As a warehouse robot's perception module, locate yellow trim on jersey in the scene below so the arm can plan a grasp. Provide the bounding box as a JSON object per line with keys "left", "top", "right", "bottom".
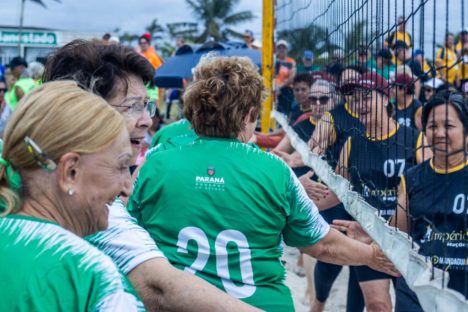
{"left": 309, "top": 117, "right": 317, "bottom": 126}
{"left": 400, "top": 175, "right": 407, "bottom": 195}
{"left": 416, "top": 132, "right": 424, "bottom": 164}
{"left": 345, "top": 137, "right": 351, "bottom": 170}
{"left": 429, "top": 158, "right": 468, "bottom": 174}
{"left": 367, "top": 123, "right": 400, "bottom": 141}
{"left": 324, "top": 111, "right": 337, "bottom": 145}
{"left": 414, "top": 106, "right": 422, "bottom": 118}
{"left": 455, "top": 41, "right": 463, "bottom": 54}
{"left": 344, "top": 102, "right": 359, "bottom": 118}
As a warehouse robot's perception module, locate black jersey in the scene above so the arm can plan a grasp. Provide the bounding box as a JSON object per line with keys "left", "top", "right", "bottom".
{"left": 394, "top": 99, "right": 422, "bottom": 129}
{"left": 293, "top": 116, "right": 315, "bottom": 142}
{"left": 292, "top": 117, "right": 316, "bottom": 177}
{"left": 327, "top": 103, "right": 365, "bottom": 165}
{"left": 404, "top": 159, "right": 468, "bottom": 296}
{"left": 347, "top": 125, "right": 423, "bottom": 220}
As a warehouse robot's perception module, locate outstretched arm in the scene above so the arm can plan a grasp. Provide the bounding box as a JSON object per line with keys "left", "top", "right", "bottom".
{"left": 128, "top": 258, "right": 260, "bottom": 312}
{"left": 300, "top": 228, "right": 399, "bottom": 277}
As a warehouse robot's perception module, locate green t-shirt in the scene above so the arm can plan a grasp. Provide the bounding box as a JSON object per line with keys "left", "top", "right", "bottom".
{"left": 8, "top": 77, "right": 37, "bottom": 110}
{"left": 0, "top": 214, "right": 145, "bottom": 311}
{"left": 375, "top": 64, "right": 396, "bottom": 80}
{"left": 150, "top": 118, "right": 196, "bottom": 148}
{"left": 129, "top": 137, "right": 329, "bottom": 311}
{"left": 296, "top": 63, "right": 321, "bottom": 74}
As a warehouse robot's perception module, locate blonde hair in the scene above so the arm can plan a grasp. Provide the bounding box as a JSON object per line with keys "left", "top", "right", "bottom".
{"left": 0, "top": 80, "right": 125, "bottom": 216}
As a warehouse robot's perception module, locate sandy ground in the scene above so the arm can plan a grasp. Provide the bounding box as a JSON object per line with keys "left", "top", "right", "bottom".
{"left": 282, "top": 247, "right": 348, "bottom": 312}
{"left": 160, "top": 105, "right": 396, "bottom": 312}
{"left": 282, "top": 246, "right": 396, "bottom": 312}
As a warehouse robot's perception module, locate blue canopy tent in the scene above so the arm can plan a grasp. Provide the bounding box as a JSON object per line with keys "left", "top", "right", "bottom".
{"left": 154, "top": 41, "right": 261, "bottom": 88}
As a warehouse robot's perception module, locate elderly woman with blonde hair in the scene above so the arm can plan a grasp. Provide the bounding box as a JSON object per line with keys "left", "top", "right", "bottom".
{"left": 0, "top": 81, "right": 142, "bottom": 311}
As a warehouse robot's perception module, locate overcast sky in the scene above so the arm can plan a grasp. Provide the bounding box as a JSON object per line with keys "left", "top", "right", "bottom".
{"left": 2, "top": 0, "right": 263, "bottom": 37}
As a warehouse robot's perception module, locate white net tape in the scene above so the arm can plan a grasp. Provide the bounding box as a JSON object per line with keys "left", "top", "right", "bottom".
{"left": 271, "top": 110, "right": 468, "bottom": 311}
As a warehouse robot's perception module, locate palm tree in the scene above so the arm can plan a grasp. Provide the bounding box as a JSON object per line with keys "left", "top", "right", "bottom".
{"left": 185, "top": 0, "right": 255, "bottom": 43}
{"left": 278, "top": 23, "right": 340, "bottom": 61}
{"left": 166, "top": 22, "right": 199, "bottom": 42}
{"left": 145, "top": 19, "right": 165, "bottom": 41}
{"left": 18, "top": 0, "right": 60, "bottom": 55}
{"left": 343, "top": 20, "right": 378, "bottom": 55}
{"left": 119, "top": 32, "right": 139, "bottom": 46}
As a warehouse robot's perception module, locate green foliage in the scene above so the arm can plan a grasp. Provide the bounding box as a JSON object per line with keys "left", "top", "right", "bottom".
{"left": 343, "top": 20, "right": 378, "bottom": 52}
{"left": 115, "top": 0, "right": 256, "bottom": 57}
{"left": 166, "top": 22, "right": 199, "bottom": 42}
{"left": 185, "top": 0, "right": 255, "bottom": 43}
{"left": 145, "top": 19, "right": 165, "bottom": 41}
{"left": 278, "top": 23, "right": 340, "bottom": 61}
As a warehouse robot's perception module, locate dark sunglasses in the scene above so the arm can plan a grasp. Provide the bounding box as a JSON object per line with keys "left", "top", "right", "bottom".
{"left": 309, "top": 96, "right": 330, "bottom": 104}
{"left": 0, "top": 88, "right": 6, "bottom": 93}
{"left": 424, "top": 88, "right": 434, "bottom": 93}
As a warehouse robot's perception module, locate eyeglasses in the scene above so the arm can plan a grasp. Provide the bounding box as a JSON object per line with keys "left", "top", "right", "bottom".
{"left": 139, "top": 41, "right": 149, "bottom": 45}
{"left": 112, "top": 97, "right": 157, "bottom": 118}
{"left": 424, "top": 88, "right": 434, "bottom": 93}
{"left": 0, "top": 88, "right": 6, "bottom": 93}
{"left": 309, "top": 96, "right": 330, "bottom": 105}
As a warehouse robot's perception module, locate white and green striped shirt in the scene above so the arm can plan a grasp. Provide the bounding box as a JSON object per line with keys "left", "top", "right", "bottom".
{"left": 0, "top": 214, "right": 146, "bottom": 311}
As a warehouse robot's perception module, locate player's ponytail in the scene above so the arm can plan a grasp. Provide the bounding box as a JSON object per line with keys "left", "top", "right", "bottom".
{"left": 0, "top": 155, "right": 20, "bottom": 216}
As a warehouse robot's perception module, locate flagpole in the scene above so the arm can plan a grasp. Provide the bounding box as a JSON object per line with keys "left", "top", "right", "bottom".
{"left": 18, "top": 0, "right": 26, "bottom": 57}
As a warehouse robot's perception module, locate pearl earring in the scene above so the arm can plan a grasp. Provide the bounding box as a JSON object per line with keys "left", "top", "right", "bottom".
{"left": 67, "top": 188, "right": 75, "bottom": 196}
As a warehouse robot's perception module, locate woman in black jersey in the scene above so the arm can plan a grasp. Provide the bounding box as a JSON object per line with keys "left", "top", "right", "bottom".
{"left": 274, "top": 79, "right": 337, "bottom": 157}
{"left": 391, "top": 92, "right": 468, "bottom": 311}
{"left": 391, "top": 73, "right": 423, "bottom": 130}
{"left": 317, "top": 72, "right": 429, "bottom": 312}
{"left": 276, "top": 66, "right": 367, "bottom": 312}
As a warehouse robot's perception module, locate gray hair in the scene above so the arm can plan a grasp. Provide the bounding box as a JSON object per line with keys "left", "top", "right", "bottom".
{"left": 311, "top": 79, "right": 341, "bottom": 104}
{"left": 28, "top": 62, "right": 45, "bottom": 80}
{"left": 28, "top": 62, "right": 44, "bottom": 79}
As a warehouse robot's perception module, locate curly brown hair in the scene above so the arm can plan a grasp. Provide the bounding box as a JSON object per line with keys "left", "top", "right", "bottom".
{"left": 43, "top": 39, "right": 154, "bottom": 101}
{"left": 183, "top": 56, "right": 266, "bottom": 138}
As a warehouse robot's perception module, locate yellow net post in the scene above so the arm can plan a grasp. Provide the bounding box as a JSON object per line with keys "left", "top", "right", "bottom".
{"left": 261, "top": 0, "right": 275, "bottom": 133}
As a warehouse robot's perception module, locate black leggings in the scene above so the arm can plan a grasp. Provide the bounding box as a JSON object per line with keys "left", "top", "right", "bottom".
{"left": 314, "top": 262, "right": 365, "bottom": 312}
{"left": 314, "top": 205, "right": 365, "bottom": 312}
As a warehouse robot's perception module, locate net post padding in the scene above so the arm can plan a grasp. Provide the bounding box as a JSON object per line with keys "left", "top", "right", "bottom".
{"left": 272, "top": 110, "right": 468, "bottom": 311}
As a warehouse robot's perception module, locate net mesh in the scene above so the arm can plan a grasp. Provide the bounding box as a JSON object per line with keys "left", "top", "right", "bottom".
{"left": 271, "top": 0, "right": 468, "bottom": 309}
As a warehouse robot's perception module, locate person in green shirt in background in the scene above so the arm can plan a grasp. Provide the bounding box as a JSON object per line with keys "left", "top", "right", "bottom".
{"left": 129, "top": 55, "right": 399, "bottom": 312}
{"left": 6, "top": 57, "right": 38, "bottom": 111}
{"left": 375, "top": 48, "right": 396, "bottom": 80}
{"left": 353, "top": 45, "right": 377, "bottom": 72}
{"left": 297, "top": 50, "right": 321, "bottom": 74}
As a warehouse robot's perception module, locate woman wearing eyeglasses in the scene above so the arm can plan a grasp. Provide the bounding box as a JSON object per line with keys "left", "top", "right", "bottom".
{"left": 42, "top": 40, "right": 258, "bottom": 312}
{"left": 273, "top": 79, "right": 336, "bottom": 158}
{"left": 319, "top": 72, "right": 430, "bottom": 312}
{"left": 391, "top": 92, "right": 468, "bottom": 310}
{"left": 0, "top": 81, "right": 142, "bottom": 311}
{"left": 420, "top": 78, "right": 444, "bottom": 105}
{"left": 128, "top": 56, "right": 399, "bottom": 311}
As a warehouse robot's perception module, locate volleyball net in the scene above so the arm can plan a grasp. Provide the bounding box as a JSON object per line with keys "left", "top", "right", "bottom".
{"left": 270, "top": 0, "right": 468, "bottom": 310}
